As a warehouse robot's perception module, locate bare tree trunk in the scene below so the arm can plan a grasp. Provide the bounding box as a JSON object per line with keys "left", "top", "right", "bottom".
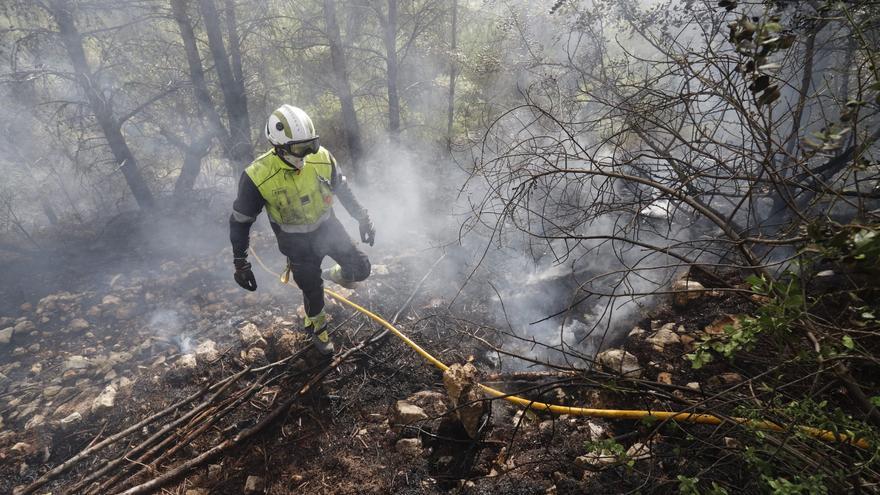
{"left": 384, "top": 0, "right": 400, "bottom": 139}
{"left": 225, "top": 0, "right": 245, "bottom": 95}
{"left": 199, "top": 0, "right": 252, "bottom": 170}
{"left": 173, "top": 145, "right": 208, "bottom": 199}
{"left": 323, "top": 0, "right": 364, "bottom": 178}
{"left": 446, "top": 0, "right": 458, "bottom": 153}
{"left": 51, "top": 0, "right": 155, "bottom": 210}
{"left": 41, "top": 199, "right": 58, "bottom": 225}
{"left": 763, "top": 21, "right": 822, "bottom": 233}
{"left": 171, "top": 0, "right": 229, "bottom": 142}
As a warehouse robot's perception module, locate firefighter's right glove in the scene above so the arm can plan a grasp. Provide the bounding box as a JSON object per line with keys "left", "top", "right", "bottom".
{"left": 233, "top": 258, "right": 258, "bottom": 291}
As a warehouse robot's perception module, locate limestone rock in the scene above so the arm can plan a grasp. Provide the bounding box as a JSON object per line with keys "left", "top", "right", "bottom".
{"left": 14, "top": 320, "right": 35, "bottom": 334}
{"left": 274, "top": 331, "right": 307, "bottom": 358}
{"left": 92, "top": 384, "right": 117, "bottom": 412}
{"left": 67, "top": 318, "right": 90, "bottom": 334}
{"left": 11, "top": 442, "right": 36, "bottom": 457}
{"left": 626, "top": 442, "right": 652, "bottom": 461}
{"left": 243, "top": 475, "right": 265, "bottom": 494}
{"left": 25, "top": 414, "right": 45, "bottom": 430}
{"left": 672, "top": 278, "right": 705, "bottom": 307}
{"left": 195, "top": 340, "right": 220, "bottom": 363}
{"left": 395, "top": 437, "right": 423, "bottom": 456}
{"left": 102, "top": 294, "right": 123, "bottom": 306}
{"left": 43, "top": 385, "right": 62, "bottom": 398}
{"left": 239, "top": 323, "right": 265, "bottom": 347}
{"left": 596, "top": 349, "right": 642, "bottom": 378}
{"left": 442, "top": 362, "right": 486, "bottom": 439}
{"left": 574, "top": 450, "right": 617, "bottom": 467}
{"left": 627, "top": 327, "right": 646, "bottom": 338}
{"left": 177, "top": 354, "right": 198, "bottom": 369}
{"left": 405, "top": 390, "right": 448, "bottom": 417}
{"left": 60, "top": 412, "right": 83, "bottom": 426}
{"left": 243, "top": 347, "right": 267, "bottom": 365}
{"left": 646, "top": 323, "right": 681, "bottom": 352}
{"left": 63, "top": 356, "right": 90, "bottom": 371}
{"left": 0, "top": 327, "right": 13, "bottom": 345}
{"left": 393, "top": 400, "right": 428, "bottom": 425}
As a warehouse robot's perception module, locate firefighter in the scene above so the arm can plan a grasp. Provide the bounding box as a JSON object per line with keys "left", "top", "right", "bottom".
{"left": 229, "top": 104, "right": 375, "bottom": 354}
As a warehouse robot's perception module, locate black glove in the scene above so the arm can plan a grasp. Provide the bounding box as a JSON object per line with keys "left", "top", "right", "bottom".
{"left": 358, "top": 216, "right": 375, "bottom": 246}
{"left": 233, "top": 258, "right": 257, "bottom": 291}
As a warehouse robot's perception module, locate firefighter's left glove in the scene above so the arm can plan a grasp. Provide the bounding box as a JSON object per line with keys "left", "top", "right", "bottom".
{"left": 358, "top": 216, "right": 375, "bottom": 246}
{"left": 233, "top": 258, "right": 258, "bottom": 291}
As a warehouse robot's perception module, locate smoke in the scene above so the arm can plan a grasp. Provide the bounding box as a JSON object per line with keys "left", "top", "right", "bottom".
{"left": 147, "top": 309, "right": 193, "bottom": 354}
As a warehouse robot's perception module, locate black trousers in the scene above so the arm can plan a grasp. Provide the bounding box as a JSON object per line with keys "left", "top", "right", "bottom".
{"left": 272, "top": 215, "right": 370, "bottom": 318}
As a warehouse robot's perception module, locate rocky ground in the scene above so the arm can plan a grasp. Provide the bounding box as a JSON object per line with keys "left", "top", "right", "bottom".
{"left": 0, "top": 223, "right": 756, "bottom": 494}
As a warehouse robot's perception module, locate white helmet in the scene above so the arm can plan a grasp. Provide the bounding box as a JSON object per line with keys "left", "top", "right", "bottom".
{"left": 265, "top": 104, "right": 319, "bottom": 158}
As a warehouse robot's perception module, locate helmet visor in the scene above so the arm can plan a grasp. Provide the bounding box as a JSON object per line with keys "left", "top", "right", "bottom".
{"left": 279, "top": 138, "right": 319, "bottom": 158}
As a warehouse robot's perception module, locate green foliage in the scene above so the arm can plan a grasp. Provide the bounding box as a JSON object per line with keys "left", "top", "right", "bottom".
{"left": 726, "top": 12, "right": 794, "bottom": 106}
{"left": 762, "top": 475, "right": 829, "bottom": 495}
{"left": 583, "top": 438, "right": 634, "bottom": 468}
{"left": 687, "top": 274, "right": 804, "bottom": 369}
{"left": 806, "top": 219, "right": 880, "bottom": 269}
{"left": 677, "top": 475, "right": 730, "bottom": 495}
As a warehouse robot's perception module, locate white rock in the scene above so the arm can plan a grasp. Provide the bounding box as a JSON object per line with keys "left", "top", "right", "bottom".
{"left": 102, "top": 295, "right": 123, "bottom": 306}
{"left": 25, "top": 414, "right": 45, "bottom": 430}
{"left": 177, "top": 354, "right": 198, "bottom": 369}
{"left": 61, "top": 412, "right": 83, "bottom": 425}
{"left": 238, "top": 323, "right": 264, "bottom": 346}
{"left": 626, "top": 442, "right": 652, "bottom": 461}
{"left": 627, "top": 327, "right": 645, "bottom": 338}
{"left": 11, "top": 442, "right": 35, "bottom": 456}
{"left": 596, "top": 349, "right": 642, "bottom": 378}
{"left": 91, "top": 384, "right": 118, "bottom": 412}
{"left": 43, "top": 386, "right": 62, "bottom": 398}
{"left": 195, "top": 340, "right": 220, "bottom": 362}
{"left": 13, "top": 320, "right": 35, "bottom": 334}
{"left": 67, "top": 318, "right": 90, "bottom": 334}
{"left": 242, "top": 347, "right": 267, "bottom": 365}
{"left": 63, "top": 356, "right": 90, "bottom": 371}
{"left": 393, "top": 400, "right": 429, "bottom": 425}
{"left": 575, "top": 450, "right": 618, "bottom": 467}
{"left": 243, "top": 475, "right": 265, "bottom": 494}
{"left": 0, "top": 327, "right": 13, "bottom": 345}
{"left": 646, "top": 323, "right": 681, "bottom": 352}
{"left": 672, "top": 279, "right": 705, "bottom": 307}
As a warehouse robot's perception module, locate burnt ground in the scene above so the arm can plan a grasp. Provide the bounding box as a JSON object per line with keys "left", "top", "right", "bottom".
{"left": 0, "top": 213, "right": 778, "bottom": 494}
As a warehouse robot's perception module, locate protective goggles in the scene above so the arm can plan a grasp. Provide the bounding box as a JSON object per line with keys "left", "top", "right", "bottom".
{"left": 278, "top": 138, "right": 319, "bottom": 158}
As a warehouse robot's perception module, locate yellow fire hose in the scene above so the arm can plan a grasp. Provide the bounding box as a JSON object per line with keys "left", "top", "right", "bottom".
{"left": 249, "top": 248, "right": 870, "bottom": 449}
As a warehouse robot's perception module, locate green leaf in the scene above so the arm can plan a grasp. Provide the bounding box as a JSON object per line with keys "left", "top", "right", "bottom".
{"left": 842, "top": 335, "right": 855, "bottom": 350}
